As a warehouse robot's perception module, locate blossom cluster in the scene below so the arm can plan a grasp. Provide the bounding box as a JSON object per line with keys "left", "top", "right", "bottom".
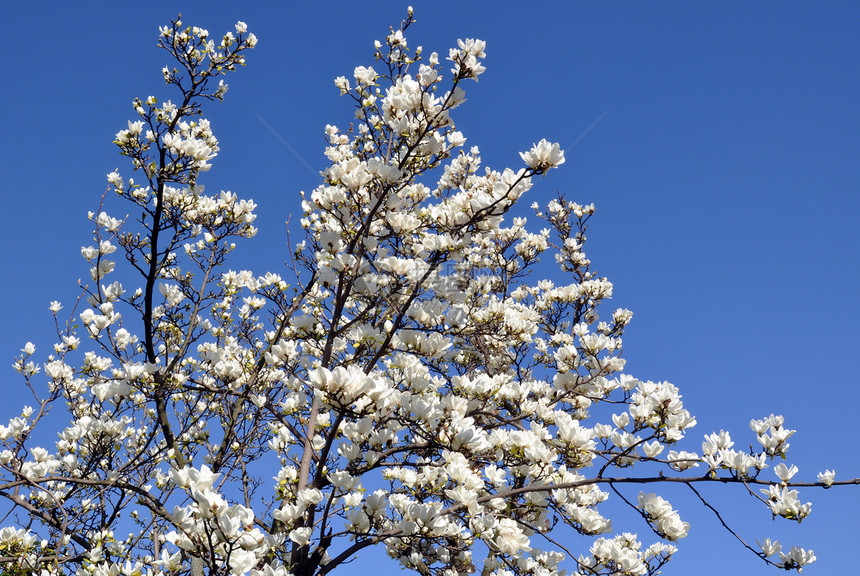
{"left": 166, "top": 465, "right": 269, "bottom": 574}
{"left": 0, "top": 11, "right": 840, "bottom": 576}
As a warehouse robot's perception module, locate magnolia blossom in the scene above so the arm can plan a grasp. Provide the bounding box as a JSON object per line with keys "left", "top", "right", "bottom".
{"left": 761, "top": 485, "right": 812, "bottom": 521}
{"left": 667, "top": 450, "right": 699, "bottom": 471}
{"left": 637, "top": 493, "right": 690, "bottom": 541}
{"left": 493, "top": 518, "right": 531, "bottom": 555}
{"left": 774, "top": 462, "right": 799, "bottom": 484}
{"left": 759, "top": 538, "right": 782, "bottom": 557}
{"left": 817, "top": 469, "right": 836, "bottom": 487}
{"left": 520, "top": 138, "right": 565, "bottom": 171}
{"left": 353, "top": 65, "right": 377, "bottom": 85}
{"left": 780, "top": 546, "right": 816, "bottom": 572}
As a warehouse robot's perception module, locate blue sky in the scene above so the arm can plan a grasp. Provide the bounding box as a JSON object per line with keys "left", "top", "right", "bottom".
{"left": 1, "top": 2, "right": 858, "bottom": 574}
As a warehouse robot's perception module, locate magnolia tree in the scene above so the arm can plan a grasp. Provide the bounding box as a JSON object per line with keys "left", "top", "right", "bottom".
{"left": 2, "top": 11, "right": 855, "bottom": 576}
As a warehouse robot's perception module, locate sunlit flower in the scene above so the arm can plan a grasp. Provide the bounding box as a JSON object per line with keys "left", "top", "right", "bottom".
{"left": 758, "top": 537, "right": 781, "bottom": 557}
{"left": 520, "top": 139, "right": 565, "bottom": 171}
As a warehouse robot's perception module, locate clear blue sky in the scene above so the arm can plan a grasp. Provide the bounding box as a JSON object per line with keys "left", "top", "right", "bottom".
{"left": 1, "top": 2, "right": 858, "bottom": 575}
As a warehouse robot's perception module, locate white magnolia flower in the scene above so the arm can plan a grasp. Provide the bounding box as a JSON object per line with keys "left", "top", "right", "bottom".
{"left": 520, "top": 139, "right": 565, "bottom": 171}
{"left": 667, "top": 450, "right": 699, "bottom": 471}
{"left": 774, "top": 462, "right": 799, "bottom": 483}
{"left": 779, "top": 546, "right": 816, "bottom": 571}
{"left": 353, "top": 65, "right": 377, "bottom": 85}
{"left": 334, "top": 76, "right": 350, "bottom": 94}
{"left": 758, "top": 537, "right": 782, "bottom": 557}
{"left": 638, "top": 493, "right": 689, "bottom": 541}
{"left": 289, "top": 527, "right": 312, "bottom": 546}
{"left": 493, "top": 518, "right": 530, "bottom": 555}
